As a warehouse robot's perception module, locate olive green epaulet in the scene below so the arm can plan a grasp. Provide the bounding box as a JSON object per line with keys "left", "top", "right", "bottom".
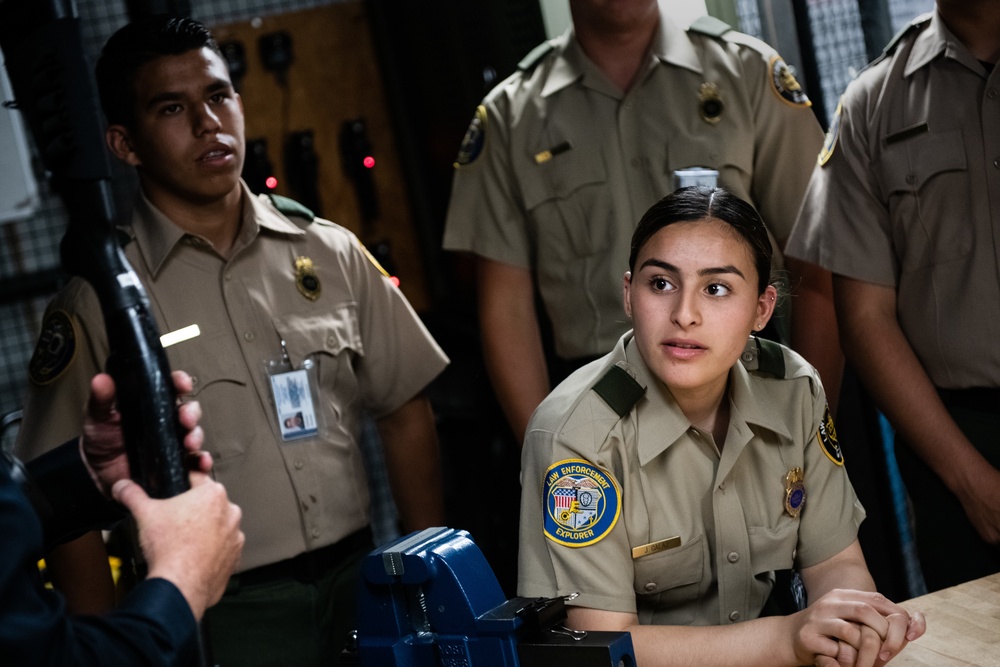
{"left": 883, "top": 12, "right": 931, "bottom": 56}
{"left": 687, "top": 15, "right": 733, "bottom": 39}
{"left": 268, "top": 193, "right": 315, "bottom": 222}
{"left": 518, "top": 41, "right": 555, "bottom": 71}
{"left": 755, "top": 337, "right": 786, "bottom": 378}
{"left": 592, "top": 364, "right": 645, "bottom": 418}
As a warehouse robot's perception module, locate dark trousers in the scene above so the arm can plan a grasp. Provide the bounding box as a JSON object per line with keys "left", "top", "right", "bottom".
{"left": 895, "top": 390, "right": 1000, "bottom": 592}
{"left": 203, "top": 530, "right": 372, "bottom": 667}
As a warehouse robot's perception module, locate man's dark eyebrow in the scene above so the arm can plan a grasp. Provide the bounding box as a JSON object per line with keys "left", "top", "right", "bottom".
{"left": 638, "top": 258, "right": 746, "bottom": 280}
{"left": 144, "top": 78, "right": 232, "bottom": 109}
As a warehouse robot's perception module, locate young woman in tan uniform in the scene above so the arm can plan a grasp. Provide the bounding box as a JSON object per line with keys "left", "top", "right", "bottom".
{"left": 518, "top": 187, "right": 925, "bottom": 667}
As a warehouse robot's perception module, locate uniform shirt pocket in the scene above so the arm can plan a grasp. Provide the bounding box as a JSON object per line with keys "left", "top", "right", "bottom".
{"left": 273, "top": 305, "right": 363, "bottom": 425}
{"left": 748, "top": 518, "right": 798, "bottom": 576}
{"left": 632, "top": 533, "right": 709, "bottom": 625}
{"left": 879, "top": 129, "right": 972, "bottom": 271}
{"left": 519, "top": 146, "right": 608, "bottom": 258}
{"left": 666, "top": 135, "right": 753, "bottom": 188}
{"left": 166, "top": 332, "right": 252, "bottom": 461}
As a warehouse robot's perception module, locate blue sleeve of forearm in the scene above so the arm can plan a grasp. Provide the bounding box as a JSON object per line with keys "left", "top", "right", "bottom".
{"left": 1, "top": 465, "right": 198, "bottom": 666}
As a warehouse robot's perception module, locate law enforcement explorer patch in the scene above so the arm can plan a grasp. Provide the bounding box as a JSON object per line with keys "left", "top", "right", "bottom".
{"left": 818, "top": 98, "right": 843, "bottom": 166}
{"left": 768, "top": 56, "right": 810, "bottom": 108}
{"left": 543, "top": 459, "right": 621, "bottom": 548}
{"left": 454, "top": 104, "right": 488, "bottom": 167}
{"left": 28, "top": 310, "right": 78, "bottom": 385}
{"left": 817, "top": 405, "right": 844, "bottom": 465}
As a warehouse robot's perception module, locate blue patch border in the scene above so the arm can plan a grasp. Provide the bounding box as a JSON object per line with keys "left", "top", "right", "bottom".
{"left": 543, "top": 458, "right": 621, "bottom": 548}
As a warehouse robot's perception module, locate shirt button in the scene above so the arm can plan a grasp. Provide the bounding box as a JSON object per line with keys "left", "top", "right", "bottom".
{"left": 994, "top": 159, "right": 999, "bottom": 169}
{"left": 294, "top": 460, "right": 304, "bottom": 470}
{"left": 988, "top": 88, "right": 998, "bottom": 100}
{"left": 327, "top": 335, "right": 337, "bottom": 347}
{"left": 727, "top": 551, "right": 740, "bottom": 563}
{"left": 718, "top": 481, "right": 726, "bottom": 490}
{"left": 244, "top": 331, "right": 254, "bottom": 341}
{"left": 729, "top": 610, "right": 741, "bottom": 622}
{"left": 311, "top": 528, "right": 321, "bottom": 538}
{"left": 643, "top": 582, "right": 657, "bottom": 593}
{"left": 190, "top": 376, "right": 198, "bottom": 386}
{"left": 905, "top": 173, "right": 917, "bottom": 184}
{"left": 224, "top": 272, "right": 232, "bottom": 281}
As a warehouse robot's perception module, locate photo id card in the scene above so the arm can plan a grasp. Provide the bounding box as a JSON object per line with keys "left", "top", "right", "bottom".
{"left": 270, "top": 368, "right": 319, "bottom": 441}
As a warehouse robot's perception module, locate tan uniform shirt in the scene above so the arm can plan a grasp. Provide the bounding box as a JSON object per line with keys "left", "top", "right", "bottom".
{"left": 518, "top": 333, "right": 864, "bottom": 626}
{"left": 444, "top": 17, "right": 823, "bottom": 359}
{"left": 786, "top": 11, "right": 1000, "bottom": 388}
{"left": 16, "top": 183, "right": 449, "bottom": 571}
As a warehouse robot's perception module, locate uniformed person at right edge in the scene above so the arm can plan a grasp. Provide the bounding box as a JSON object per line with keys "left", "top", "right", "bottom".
{"left": 518, "top": 187, "right": 925, "bottom": 667}
{"left": 785, "top": 0, "right": 1000, "bottom": 591}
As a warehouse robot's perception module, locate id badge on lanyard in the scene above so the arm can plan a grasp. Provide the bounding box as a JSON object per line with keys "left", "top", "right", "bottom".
{"left": 267, "top": 340, "right": 321, "bottom": 441}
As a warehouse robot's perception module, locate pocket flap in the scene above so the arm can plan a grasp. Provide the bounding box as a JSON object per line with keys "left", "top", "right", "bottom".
{"left": 273, "top": 305, "right": 361, "bottom": 367}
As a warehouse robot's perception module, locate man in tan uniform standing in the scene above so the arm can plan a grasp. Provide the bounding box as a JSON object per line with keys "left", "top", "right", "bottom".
{"left": 16, "top": 16, "right": 448, "bottom": 665}
{"left": 443, "top": 0, "right": 837, "bottom": 443}
{"left": 786, "top": 1, "right": 1000, "bottom": 590}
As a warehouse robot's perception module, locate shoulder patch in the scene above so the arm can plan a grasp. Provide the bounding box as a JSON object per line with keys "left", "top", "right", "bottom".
{"left": 268, "top": 193, "right": 315, "bottom": 221}
{"left": 687, "top": 15, "right": 732, "bottom": 39}
{"left": 592, "top": 364, "right": 645, "bottom": 417}
{"left": 454, "top": 104, "right": 488, "bottom": 168}
{"left": 518, "top": 41, "right": 555, "bottom": 71}
{"left": 816, "top": 405, "right": 844, "bottom": 465}
{"left": 543, "top": 458, "right": 622, "bottom": 548}
{"left": 818, "top": 98, "right": 843, "bottom": 166}
{"left": 29, "top": 310, "right": 79, "bottom": 385}
{"left": 768, "top": 56, "right": 811, "bottom": 108}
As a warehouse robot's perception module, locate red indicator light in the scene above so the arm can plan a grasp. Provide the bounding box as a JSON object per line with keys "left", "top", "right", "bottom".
{"left": 363, "top": 156, "right": 375, "bottom": 169}
{"left": 265, "top": 176, "right": 278, "bottom": 189}
{"left": 390, "top": 276, "right": 400, "bottom": 288}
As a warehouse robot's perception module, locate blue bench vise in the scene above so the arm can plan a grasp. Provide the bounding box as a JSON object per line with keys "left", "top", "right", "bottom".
{"left": 354, "top": 527, "right": 635, "bottom": 666}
